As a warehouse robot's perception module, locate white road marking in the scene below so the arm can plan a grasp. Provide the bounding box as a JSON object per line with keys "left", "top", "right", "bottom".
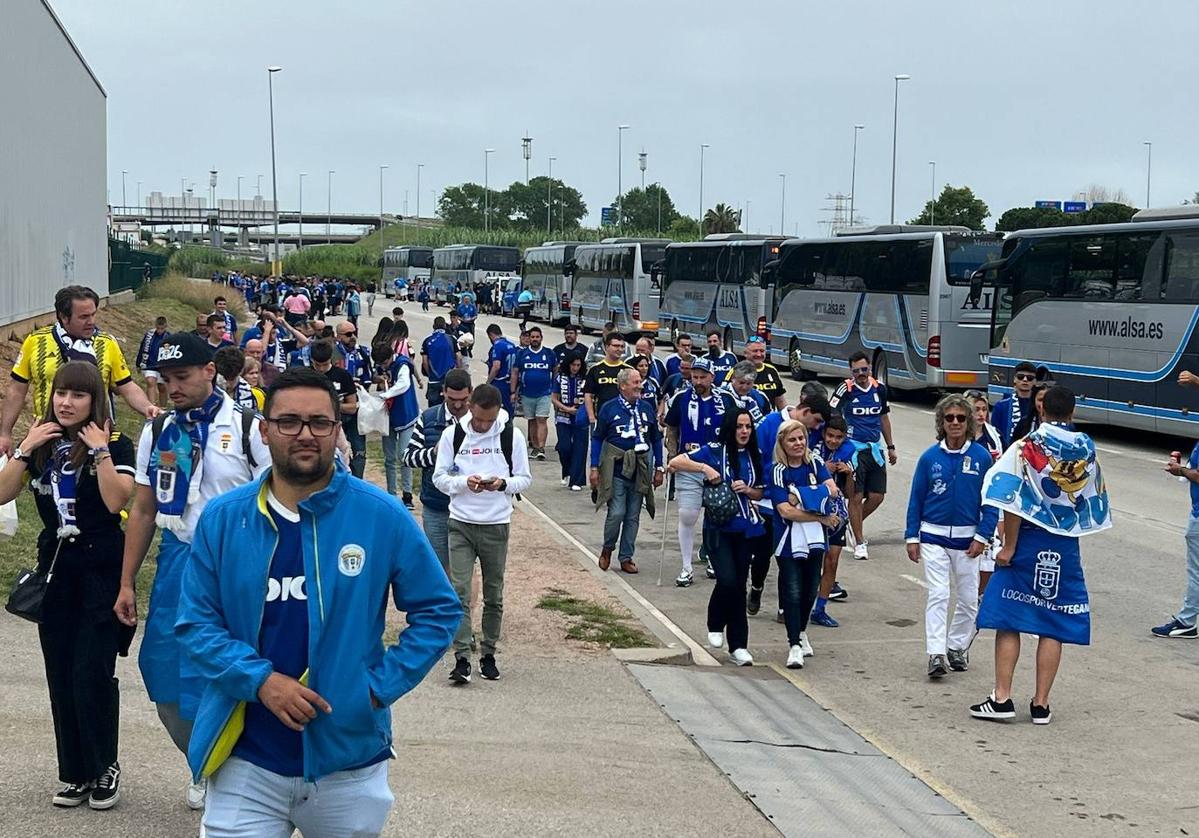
{"left": 899, "top": 573, "right": 929, "bottom": 590}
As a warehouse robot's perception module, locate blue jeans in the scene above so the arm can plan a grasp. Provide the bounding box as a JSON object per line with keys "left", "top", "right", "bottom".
{"left": 426, "top": 381, "right": 444, "bottom": 407}
{"left": 777, "top": 551, "right": 824, "bottom": 647}
{"left": 423, "top": 505, "right": 450, "bottom": 573}
{"left": 382, "top": 424, "right": 415, "bottom": 496}
{"left": 1180, "top": 516, "right": 1199, "bottom": 625}
{"left": 555, "top": 422, "right": 589, "bottom": 487}
{"left": 203, "top": 757, "right": 393, "bottom": 838}
{"left": 603, "top": 477, "right": 643, "bottom": 562}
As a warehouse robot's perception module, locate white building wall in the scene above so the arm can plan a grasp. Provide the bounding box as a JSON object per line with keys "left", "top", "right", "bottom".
{"left": 0, "top": 0, "right": 107, "bottom": 327}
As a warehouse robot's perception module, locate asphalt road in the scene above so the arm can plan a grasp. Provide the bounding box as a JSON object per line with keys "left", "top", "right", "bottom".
{"left": 383, "top": 295, "right": 1199, "bottom": 837}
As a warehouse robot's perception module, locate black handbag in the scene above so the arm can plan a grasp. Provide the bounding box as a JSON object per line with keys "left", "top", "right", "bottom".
{"left": 701, "top": 451, "right": 739, "bottom": 527}
{"left": 5, "top": 540, "right": 62, "bottom": 624}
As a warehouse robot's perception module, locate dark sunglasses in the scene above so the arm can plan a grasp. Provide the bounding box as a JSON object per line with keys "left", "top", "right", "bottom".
{"left": 1014, "top": 373, "right": 1036, "bottom": 382}
{"left": 851, "top": 366, "right": 870, "bottom": 374}
{"left": 943, "top": 414, "right": 968, "bottom": 423}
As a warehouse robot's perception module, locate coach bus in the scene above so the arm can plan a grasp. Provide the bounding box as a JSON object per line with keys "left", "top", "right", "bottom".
{"left": 658, "top": 235, "right": 784, "bottom": 354}
{"left": 769, "top": 226, "right": 1003, "bottom": 390}
{"left": 522, "top": 241, "right": 583, "bottom": 325}
{"left": 382, "top": 246, "right": 433, "bottom": 296}
{"left": 569, "top": 238, "right": 670, "bottom": 338}
{"left": 429, "top": 244, "right": 520, "bottom": 304}
{"left": 984, "top": 214, "right": 1199, "bottom": 434}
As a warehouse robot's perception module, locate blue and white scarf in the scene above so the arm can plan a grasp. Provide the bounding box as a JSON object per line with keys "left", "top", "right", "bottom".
{"left": 556, "top": 374, "right": 584, "bottom": 424}
{"left": 33, "top": 440, "right": 81, "bottom": 537}
{"left": 149, "top": 390, "right": 224, "bottom": 532}
{"left": 233, "top": 378, "right": 258, "bottom": 411}
{"left": 982, "top": 422, "right": 1112, "bottom": 537}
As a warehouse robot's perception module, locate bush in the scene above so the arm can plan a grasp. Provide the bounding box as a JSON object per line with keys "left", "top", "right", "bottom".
{"left": 138, "top": 273, "right": 250, "bottom": 321}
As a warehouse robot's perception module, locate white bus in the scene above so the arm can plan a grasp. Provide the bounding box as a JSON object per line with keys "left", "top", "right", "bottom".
{"left": 658, "top": 235, "right": 784, "bottom": 354}
{"left": 569, "top": 237, "right": 670, "bottom": 337}
{"left": 522, "top": 241, "right": 583, "bottom": 325}
{"left": 382, "top": 246, "right": 432, "bottom": 297}
{"left": 770, "top": 226, "right": 1003, "bottom": 390}
{"left": 429, "top": 244, "right": 520, "bottom": 305}
{"left": 984, "top": 214, "right": 1199, "bottom": 434}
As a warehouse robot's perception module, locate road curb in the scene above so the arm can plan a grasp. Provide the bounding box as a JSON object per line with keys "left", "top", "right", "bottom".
{"left": 611, "top": 646, "right": 693, "bottom": 666}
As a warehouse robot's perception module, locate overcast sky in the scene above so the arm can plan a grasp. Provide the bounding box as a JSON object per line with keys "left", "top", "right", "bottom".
{"left": 54, "top": 0, "right": 1197, "bottom": 233}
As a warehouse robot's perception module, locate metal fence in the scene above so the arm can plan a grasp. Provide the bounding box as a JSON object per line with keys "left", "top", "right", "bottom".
{"left": 108, "top": 238, "right": 169, "bottom": 293}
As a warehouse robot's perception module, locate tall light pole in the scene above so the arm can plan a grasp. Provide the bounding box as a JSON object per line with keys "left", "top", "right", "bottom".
{"left": 1144, "top": 140, "right": 1153, "bottom": 207}
{"left": 267, "top": 65, "right": 283, "bottom": 269}
{"left": 415, "top": 163, "right": 423, "bottom": 227}
{"left": 547, "top": 156, "right": 556, "bottom": 236}
{"left": 639, "top": 150, "right": 647, "bottom": 190}
{"left": 121, "top": 170, "right": 127, "bottom": 208}
{"left": 928, "top": 161, "right": 936, "bottom": 225}
{"left": 617, "top": 125, "right": 630, "bottom": 232}
{"left": 890, "top": 73, "right": 911, "bottom": 224}
{"left": 745, "top": 200, "right": 751, "bottom": 233}
{"left": 298, "top": 172, "right": 307, "bottom": 249}
{"left": 778, "top": 173, "right": 786, "bottom": 236}
{"left": 236, "top": 175, "right": 243, "bottom": 208}
{"left": 522, "top": 133, "right": 532, "bottom": 184}
{"left": 379, "top": 165, "right": 389, "bottom": 247}
{"left": 209, "top": 168, "right": 217, "bottom": 210}
{"left": 483, "top": 149, "right": 495, "bottom": 233}
{"left": 655, "top": 182, "right": 662, "bottom": 234}
{"left": 256, "top": 174, "right": 263, "bottom": 197}
{"left": 699, "top": 143, "right": 710, "bottom": 234}
{"left": 326, "top": 170, "right": 334, "bottom": 236}
{"left": 136, "top": 181, "right": 142, "bottom": 208}
{"left": 849, "top": 124, "right": 864, "bottom": 226}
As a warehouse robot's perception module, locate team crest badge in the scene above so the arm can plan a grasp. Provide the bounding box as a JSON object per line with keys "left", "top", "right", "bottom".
{"left": 1034, "top": 550, "right": 1061, "bottom": 600}
{"left": 338, "top": 544, "right": 366, "bottom": 577}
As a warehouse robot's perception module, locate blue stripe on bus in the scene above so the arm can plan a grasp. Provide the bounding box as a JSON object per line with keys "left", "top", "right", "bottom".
{"left": 989, "top": 385, "right": 1199, "bottom": 423}
{"left": 990, "top": 308, "right": 1199, "bottom": 383}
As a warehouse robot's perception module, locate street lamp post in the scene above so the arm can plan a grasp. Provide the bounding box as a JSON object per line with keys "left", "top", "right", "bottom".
{"left": 778, "top": 173, "right": 786, "bottom": 235}
{"left": 1144, "top": 141, "right": 1153, "bottom": 207}
{"left": 928, "top": 161, "right": 936, "bottom": 225}
{"left": 121, "top": 170, "right": 127, "bottom": 208}
{"left": 547, "top": 156, "right": 556, "bottom": 236}
{"left": 655, "top": 182, "right": 662, "bottom": 234}
{"left": 327, "top": 170, "right": 334, "bottom": 236}
{"left": 256, "top": 174, "right": 263, "bottom": 197}
{"left": 298, "top": 172, "right": 307, "bottom": 250}
{"left": 745, "top": 200, "right": 750, "bottom": 232}
{"left": 136, "top": 181, "right": 141, "bottom": 208}
{"left": 890, "top": 73, "right": 911, "bottom": 224}
{"left": 416, "top": 163, "right": 423, "bottom": 227}
{"left": 237, "top": 175, "right": 243, "bottom": 208}
{"left": 484, "top": 149, "right": 495, "bottom": 233}
{"left": 639, "top": 151, "right": 647, "bottom": 190}
{"left": 209, "top": 168, "right": 217, "bottom": 211}
{"left": 267, "top": 65, "right": 283, "bottom": 269}
{"left": 617, "top": 125, "right": 629, "bottom": 232}
{"left": 379, "top": 165, "right": 389, "bottom": 247}
{"left": 522, "top": 133, "right": 532, "bottom": 184}
{"left": 849, "top": 124, "right": 864, "bottom": 226}
{"left": 698, "top": 143, "right": 710, "bottom": 234}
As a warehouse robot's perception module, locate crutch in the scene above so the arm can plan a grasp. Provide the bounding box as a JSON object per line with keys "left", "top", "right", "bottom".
{"left": 657, "top": 476, "right": 672, "bottom": 587}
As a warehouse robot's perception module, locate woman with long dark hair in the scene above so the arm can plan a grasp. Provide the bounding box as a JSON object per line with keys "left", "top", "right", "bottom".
{"left": 668, "top": 408, "right": 765, "bottom": 665}
{"left": 0, "top": 361, "right": 135, "bottom": 810}
{"left": 550, "top": 355, "right": 589, "bottom": 491}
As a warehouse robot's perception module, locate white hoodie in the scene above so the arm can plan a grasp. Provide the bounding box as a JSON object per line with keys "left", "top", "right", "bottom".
{"left": 432, "top": 410, "right": 533, "bottom": 525}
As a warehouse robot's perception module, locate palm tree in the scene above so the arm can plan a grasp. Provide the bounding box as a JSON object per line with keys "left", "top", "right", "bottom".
{"left": 702, "top": 203, "right": 741, "bottom": 235}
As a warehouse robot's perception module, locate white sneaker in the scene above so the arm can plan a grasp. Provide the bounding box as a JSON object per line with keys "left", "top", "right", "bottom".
{"left": 853, "top": 542, "right": 869, "bottom": 560}
{"left": 799, "top": 632, "right": 814, "bottom": 657}
{"left": 570, "top": 485, "right": 583, "bottom": 492}
{"left": 786, "top": 645, "right": 805, "bottom": 669}
{"left": 675, "top": 570, "right": 694, "bottom": 587}
{"left": 730, "top": 648, "right": 754, "bottom": 666}
{"left": 186, "top": 778, "right": 207, "bottom": 810}
{"left": 707, "top": 631, "right": 724, "bottom": 649}
{"left": 561, "top": 476, "right": 570, "bottom": 486}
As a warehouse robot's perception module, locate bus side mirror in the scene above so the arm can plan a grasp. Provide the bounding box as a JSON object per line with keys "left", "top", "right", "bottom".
{"left": 968, "top": 269, "right": 984, "bottom": 307}
{"left": 762, "top": 259, "right": 779, "bottom": 283}
{"left": 563, "top": 260, "right": 576, "bottom": 278}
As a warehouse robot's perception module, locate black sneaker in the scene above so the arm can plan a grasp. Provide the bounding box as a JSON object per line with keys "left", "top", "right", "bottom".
{"left": 480, "top": 654, "right": 500, "bottom": 681}
{"left": 402, "top": 493, "right": 416, "bottom": 510}
{"left": 927, "top": 654, "right": 949, "bottom": 678}
{"left": 53, "top": 782, "right": 94, "bottom": 808}
{"left": 970, "top": 692, "right": 1016, "bottom": 720}
{"left": 1030, "top": 702, "right": 1053, "bottom": 725}
{"left": 746, "top": 586, "right": 763, "bottom": 615}
{"left": 89, "top": 762, "right": 121, "bottom": 810}
{"left": 828, "top": 582, "right": 848, "bottom": 601}
{"left": 947, "top": 649, "right": 969, "bottom": 672}
{"left": 449, "top": 656, "right": 471, "bottom": 684}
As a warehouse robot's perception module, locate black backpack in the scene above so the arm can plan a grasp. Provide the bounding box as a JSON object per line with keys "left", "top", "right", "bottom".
{"left": 151, "top": 406, "right": 259, "bottom": 470}
{"left": 450, "top": 420, "right": 519, "bottom": 501}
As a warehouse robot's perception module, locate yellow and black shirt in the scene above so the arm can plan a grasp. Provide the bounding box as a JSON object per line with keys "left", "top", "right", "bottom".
{"left": 583, "top": 359, "right": 633, "bottom": 415}
{"left": 12, "top": 326, "right": 133, "bottom": 419}
{"left": 753, "top": 363, "right": 786, "bottom": 407}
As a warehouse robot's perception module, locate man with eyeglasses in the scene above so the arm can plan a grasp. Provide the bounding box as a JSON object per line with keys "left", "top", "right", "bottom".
{"left": 741, "top": 336, "right": 787, "bottom": 411}
{"left": 177, "top": 367, "right": 459, "bottom": 835}
{"left": 905, "top": 394, "right": 997, "bottom": 679}
{"left": 113, "top": 332, "right": 270, "bottom": 811}
{"left": 830, "top": 351, "right": 897, "bottom": 560}
{"left": 991, "top": 361, "right": 1038, "bottom": 450}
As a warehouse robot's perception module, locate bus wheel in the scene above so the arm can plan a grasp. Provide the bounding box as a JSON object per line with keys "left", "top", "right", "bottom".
{"left": 788, "top": 340, "right": 805, "bottom": 381}
{"left": 872, "top": 351, "right": 889, "bottom": 390}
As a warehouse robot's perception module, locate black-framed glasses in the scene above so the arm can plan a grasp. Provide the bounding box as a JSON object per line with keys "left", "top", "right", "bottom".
{"left": 943, "top": 414, "right": 968, "bottom": 423}
{"left": 1014, "top": 373, "right": 1036, "bottom": 382}
{"left": 268, "top": 416, "right": 339, "bottom": 437}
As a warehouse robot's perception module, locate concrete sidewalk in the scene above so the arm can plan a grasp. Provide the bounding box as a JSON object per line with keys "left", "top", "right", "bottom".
{"left": 0, "top": 502, "right": 775, "bottom": 837}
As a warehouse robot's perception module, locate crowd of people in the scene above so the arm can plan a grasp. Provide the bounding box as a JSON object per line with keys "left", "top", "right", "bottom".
{"left": 9, "top": 275, "right": 1198, "bottom": 836}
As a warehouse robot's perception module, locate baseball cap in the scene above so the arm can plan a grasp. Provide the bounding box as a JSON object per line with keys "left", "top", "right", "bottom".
{"left": 691, "top": 357, "right": 714, "bottom": 374}
{"left": 153, "top": 332, "right": 214, "bottom": 369}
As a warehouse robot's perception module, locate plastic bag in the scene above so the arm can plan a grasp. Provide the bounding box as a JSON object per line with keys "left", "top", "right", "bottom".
{"left": 356, "top": 386, "right": 391, "bottom": 436}
{"left": 0, "top": 456, "right": 17, "bottom": 540}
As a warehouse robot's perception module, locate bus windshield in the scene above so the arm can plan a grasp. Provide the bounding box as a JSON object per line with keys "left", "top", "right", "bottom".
{"left": 408, "top": 250, "right": 433, "bottom": 269}
{"left": 944, "top": 235, "right": 1003, "bottom": 285}
{"left": 474, "top": 247, "right": 519, "bottom": 272}
{"left": 640, "top": 243, "right": 668, "bottom": 269}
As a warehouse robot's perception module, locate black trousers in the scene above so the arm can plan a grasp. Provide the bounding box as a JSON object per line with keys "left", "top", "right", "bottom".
{"left": 750, "top": 516, "right": 778, "bottom": 608}
{"left": 38, "top": 537, "right": 123, "bottom": 784}
{"left": 707, "top": 530, "right": 753, "bottom": 652}
{"left": 777, "top": 551, "right": 825, "bottom": 647}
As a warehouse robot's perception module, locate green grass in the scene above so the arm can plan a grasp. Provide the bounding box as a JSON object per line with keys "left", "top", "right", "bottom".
{"left": 536, "top": 588, "right": 652, "bottom": 649}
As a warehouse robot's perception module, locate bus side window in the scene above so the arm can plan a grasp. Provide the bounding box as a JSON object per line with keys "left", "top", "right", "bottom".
{"left": 1116, "top": 233, "right": 1164, "bottom": 301}
{"left": 1164, "top": 234, "right": 1199, "bottom": 302}
{"left": 1064, "top": 237, "right": 1116, "bottom": 300}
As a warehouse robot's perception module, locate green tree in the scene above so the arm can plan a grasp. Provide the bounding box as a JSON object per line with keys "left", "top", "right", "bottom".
{"left": 501, "top": 177, "right": 587, "bottom": 231}
{"left": 908, "top": 185, "right": 990, "bottom": 230}
{"left": 702, "top": 203, "right": 741, "bottom": 235}
{"left": 616, "top": 185, "right": 680, "bottom": 232}
{"left": 1076, "top": 202, "right": 1137, "bottom": 225}
{"left": 668, "top": 216, "right": 701, "bottom": 240}
{"left": 994, "top": 205, "right": 1069, "bottom": 232}
{"left": 437, "top": 183, "right": 488, "bottom": 228}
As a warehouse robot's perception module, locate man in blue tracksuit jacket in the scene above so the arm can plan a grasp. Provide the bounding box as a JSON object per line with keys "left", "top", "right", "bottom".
{"left": 905, "top": 393, "right": 999, "bottom": 680}
{"left": 176, "top": 367, "right": 460, "bottom": 836}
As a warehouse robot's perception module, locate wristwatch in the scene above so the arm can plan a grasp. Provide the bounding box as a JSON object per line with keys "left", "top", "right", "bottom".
{"left": 13, "top": 447, "right": 30, "bottom": 464}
